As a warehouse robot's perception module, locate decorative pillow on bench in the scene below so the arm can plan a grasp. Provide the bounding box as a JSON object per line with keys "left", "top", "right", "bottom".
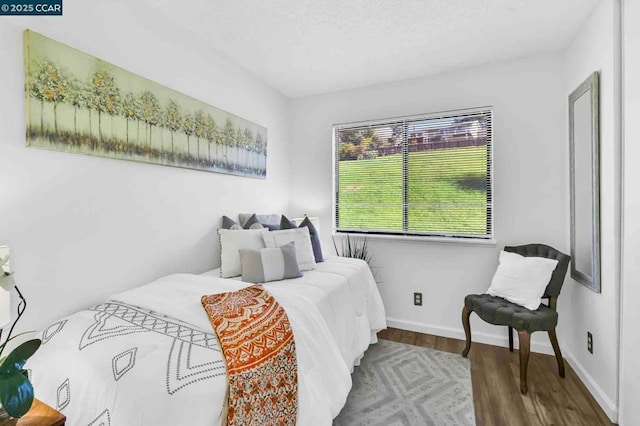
{"left": 486, "top": 250, "right": 559, "bottom": 310}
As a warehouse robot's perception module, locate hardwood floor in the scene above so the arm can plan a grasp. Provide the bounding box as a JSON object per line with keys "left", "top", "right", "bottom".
{"left": 378, "top": 328, "right": 614, "bottom": 426}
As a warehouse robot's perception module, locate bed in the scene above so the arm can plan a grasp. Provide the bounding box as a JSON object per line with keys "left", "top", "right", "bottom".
{"left": 26, "top": 256, "right": 386, "bottom": 425}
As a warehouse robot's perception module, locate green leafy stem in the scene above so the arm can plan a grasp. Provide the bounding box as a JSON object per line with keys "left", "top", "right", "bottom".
{"left": 0, "top": 283, "right": 41, "bottom": 418}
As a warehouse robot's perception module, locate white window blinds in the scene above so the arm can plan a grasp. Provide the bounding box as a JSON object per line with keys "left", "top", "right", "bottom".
{"left": 334, "top": 107, "right": 493, "bottom": 239}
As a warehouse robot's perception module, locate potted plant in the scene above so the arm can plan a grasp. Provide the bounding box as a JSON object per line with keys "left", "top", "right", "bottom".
{"left": 333, "top": 234, "right": 373, "bottom": 264}
{"left": 0, "top": 268, "right": 41, "bottom": 419}
{"left": 333, "top": 234, "right": 383, "bottom": 283}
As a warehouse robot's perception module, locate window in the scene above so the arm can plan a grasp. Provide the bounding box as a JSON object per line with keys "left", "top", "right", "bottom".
{"left": 333, "top": 107, "right": 493, "bottom": 240}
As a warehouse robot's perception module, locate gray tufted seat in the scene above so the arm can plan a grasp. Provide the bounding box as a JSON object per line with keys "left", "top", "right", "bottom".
{"left": 461, "top": 243, "right": 571, "bottom": 395}
{"left": 464, "top": 294, "right": 558, "bottom": 333}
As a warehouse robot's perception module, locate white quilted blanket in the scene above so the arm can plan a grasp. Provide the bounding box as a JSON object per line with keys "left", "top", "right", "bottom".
{"left": 27, "top": 256, "right": 385, "bottom": 425}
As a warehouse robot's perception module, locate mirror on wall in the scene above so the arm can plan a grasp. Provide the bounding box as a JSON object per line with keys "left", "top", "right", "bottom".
{"left": 569, "top": 72, "right": 600, "bottom": 293}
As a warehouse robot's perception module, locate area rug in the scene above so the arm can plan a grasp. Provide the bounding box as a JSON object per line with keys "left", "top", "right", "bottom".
{"left": 334, "top": 339, "right": 476, "bottom": 426}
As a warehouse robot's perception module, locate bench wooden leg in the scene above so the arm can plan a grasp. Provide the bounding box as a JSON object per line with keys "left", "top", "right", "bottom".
{"left": 461, "top": 306, "right": 472, "bottom": 357}
{"left": 518, "top": 330, "right": 531, "bottom": 394}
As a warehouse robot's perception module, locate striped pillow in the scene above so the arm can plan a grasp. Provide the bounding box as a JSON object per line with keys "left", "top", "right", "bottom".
{"left": 239, "top": 242, "right": 303, "bottom": 283}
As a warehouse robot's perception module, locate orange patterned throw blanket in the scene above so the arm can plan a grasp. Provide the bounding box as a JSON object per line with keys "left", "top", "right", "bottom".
{"left": 201, "top": 285, "right": 298, "bottom": 426}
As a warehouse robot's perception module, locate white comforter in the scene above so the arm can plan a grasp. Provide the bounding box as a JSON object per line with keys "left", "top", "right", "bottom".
{"left": 27, "top": 256, "right": 385, "bottom": 426}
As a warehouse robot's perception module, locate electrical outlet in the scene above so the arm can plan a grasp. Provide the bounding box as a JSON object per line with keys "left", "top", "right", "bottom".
{"left": 587, "top": 331, "right": 593, "bottom": 354}
{"left": 413, "top": 292, "right": 422, "bottom": 306}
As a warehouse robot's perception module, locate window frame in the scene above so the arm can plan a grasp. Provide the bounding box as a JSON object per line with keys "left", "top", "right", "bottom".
{"left": 332, "top": 106, "right": 494, "bottom": 242}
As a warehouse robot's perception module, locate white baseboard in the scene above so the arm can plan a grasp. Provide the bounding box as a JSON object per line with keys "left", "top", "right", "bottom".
{"left": 564, "top": 352, "right": 618, "bottom": 423}
{"left": 385, "top": 317, "right": 554, "bottom": 355}
{"left": 386, "top": 317, "right": 619, "bottom": 423}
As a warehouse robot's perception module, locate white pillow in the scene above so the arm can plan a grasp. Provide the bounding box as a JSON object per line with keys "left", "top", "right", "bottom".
{"left": 218, "top": 228, "right": 266, "bottom": 278}
{"left": 486, "top": 251, "right": 559, "bottom": 310}
{"left": 262, "top": 227, "right": 316, "bottom": 271}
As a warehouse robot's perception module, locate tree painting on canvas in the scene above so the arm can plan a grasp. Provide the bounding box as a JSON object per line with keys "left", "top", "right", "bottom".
{"left": 24, "top": 30, "right": 267, "bottom": 178}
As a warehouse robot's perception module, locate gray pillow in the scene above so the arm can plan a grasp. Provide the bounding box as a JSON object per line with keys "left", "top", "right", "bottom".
{"left": 239, "top": 242, "right": 302, "bottom": 283}
{"left": 239, "top": 213, "right": 281, "bottom": 231}
{"left": 280, "top": 215, "right": 324, "bottom": 263}
{"left": 221, "top": 214, "right": 264, "bottom": 230}
{"left": 222, "top": 215, "right": 238, "bottom": 229}
{"left": 242, "top": 214, "right": 262, "bottom": 229}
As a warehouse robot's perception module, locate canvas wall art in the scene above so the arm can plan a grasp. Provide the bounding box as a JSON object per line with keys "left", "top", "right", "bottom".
{"left": 24, "top": 30, "right": 267, "bottom": 178}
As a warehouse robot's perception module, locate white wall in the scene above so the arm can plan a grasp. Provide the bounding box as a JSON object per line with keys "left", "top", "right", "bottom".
{"left": 289, "top": 54, "right": 569, "bottom": 353}
{"left": 562, "top": 0, "right": 621, "bottom": 420}
{"left": 619, "top": 0, "right": 640, "bottom": 424}
{"left": 0, "top": 0, "right": 291, "bottom": 334}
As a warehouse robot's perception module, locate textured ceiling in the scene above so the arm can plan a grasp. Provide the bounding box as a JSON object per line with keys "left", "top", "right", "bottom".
{"left": 143, "top": 0, "right": 600, "bottom": 98}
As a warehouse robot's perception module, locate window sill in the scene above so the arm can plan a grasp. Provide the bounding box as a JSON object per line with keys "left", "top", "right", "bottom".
{"left": 332, "top": 231, "right": 497, "bottom": 247}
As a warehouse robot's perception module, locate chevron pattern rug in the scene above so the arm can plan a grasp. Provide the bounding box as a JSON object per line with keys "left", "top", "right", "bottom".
{"left": 334, "top": 339, "right": 476, "bottom": 426}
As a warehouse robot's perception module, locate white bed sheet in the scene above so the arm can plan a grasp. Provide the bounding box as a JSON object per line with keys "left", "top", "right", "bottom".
{"left": 26, "top": 256, "right": 386, "bottom": 425}
{"left": 202, "top": 255, "right": 387, "bottom": 370}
